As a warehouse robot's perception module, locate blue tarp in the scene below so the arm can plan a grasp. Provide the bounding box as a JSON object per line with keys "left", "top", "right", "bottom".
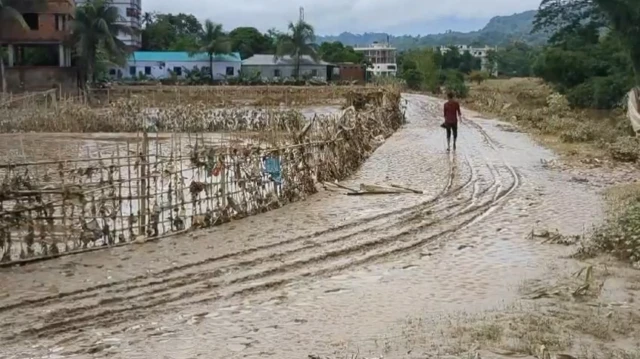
{"left": 263, "top": 156, "right": 282, "bottom": 184}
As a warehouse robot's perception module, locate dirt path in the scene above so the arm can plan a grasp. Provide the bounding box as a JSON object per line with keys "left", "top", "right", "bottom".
{"left": 0, "top": 94, "right": 608, "bottom": 358}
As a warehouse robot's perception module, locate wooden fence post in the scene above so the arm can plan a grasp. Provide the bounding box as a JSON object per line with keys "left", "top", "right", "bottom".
{"left": 138, "top": 131, "right": 149, "bottom": 236}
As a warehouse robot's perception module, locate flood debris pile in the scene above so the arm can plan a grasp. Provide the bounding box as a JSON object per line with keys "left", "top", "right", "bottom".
{"left": 0, "top": 87, "right": 402, "bottom": 264}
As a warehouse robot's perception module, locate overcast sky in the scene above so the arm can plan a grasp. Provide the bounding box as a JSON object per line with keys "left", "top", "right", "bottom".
{"left": 144, "top": 0, "right": 542, "bottom": 35}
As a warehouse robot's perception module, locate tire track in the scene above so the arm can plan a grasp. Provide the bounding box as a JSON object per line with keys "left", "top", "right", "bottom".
{"left": 0, "top": 154, "right": 469, "bottom": 316}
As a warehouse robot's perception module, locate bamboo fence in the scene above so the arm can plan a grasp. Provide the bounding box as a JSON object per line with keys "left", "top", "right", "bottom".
{"left": 0, "top": 88, "right": 402, "bottom": 264}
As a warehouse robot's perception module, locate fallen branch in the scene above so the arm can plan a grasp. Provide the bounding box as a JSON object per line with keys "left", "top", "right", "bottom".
{"left": 360, "top": 183, "right": 412, "bottom": 193}
{"left": 390, "top": 183, "right": 423, "bottom": 194}
{"left": 346, "top": 191, "right": 401, "bottom": 196}
{"left": 323, "top": 181, "right": 358, "bottom": 193}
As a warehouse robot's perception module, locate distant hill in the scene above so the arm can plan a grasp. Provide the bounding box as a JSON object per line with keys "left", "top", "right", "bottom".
{"left": 316, "top": 10, "right": 548, "bottom": 49}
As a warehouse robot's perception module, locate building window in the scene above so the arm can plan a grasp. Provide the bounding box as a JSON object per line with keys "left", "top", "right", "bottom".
{"left": 173, "top": 67, "right": 182, "bottom": 76}
{"left": 387, "top": 65, "right": 396, "bottom": 70}
{"left": 129, "top": 66, "right": 136, "bottom": 76}
{"left": 225, "top": 67, "right": 234, "bottom": 76}
{"left": 109, "top": 69, "right": 116, "bottom": 76}
{"left": 273, "top": 69, "right": 281, "bottom": 77}
{"left": 55, "top": 14, "right": 67, "bottom": 31}
{"left": 311, "top": 69, "right": 318, "bottom": 77}
{"left": 126, "top": 7, "right": 140, "bottom": 19}
{"left": 23, "top": 13, "right": 39, "bottom": 30}
{"left": 144, "top": 66, "right": 151, "bottom": 75}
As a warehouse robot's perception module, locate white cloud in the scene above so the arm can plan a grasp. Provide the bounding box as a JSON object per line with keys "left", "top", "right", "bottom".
{"left": 144, "top": 0, "right": 541, "bottom": 34}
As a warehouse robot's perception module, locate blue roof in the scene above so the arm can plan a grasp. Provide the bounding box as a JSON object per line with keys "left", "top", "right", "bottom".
{"left": 130, "top": 51, "right": 242, "bottom": 62}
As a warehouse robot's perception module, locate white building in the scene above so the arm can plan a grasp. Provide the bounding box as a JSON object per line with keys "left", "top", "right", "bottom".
{"left": 75, "top": 0, "right": 142, "bottom": 48}
{"left": 108, "top": 51, "right": 242, "bottom": 79}
{"left": 354, "top": 42, "right": 397, "bottom": 77}
{"left": 241, "top": 54, "right": 331, "bottom": 80}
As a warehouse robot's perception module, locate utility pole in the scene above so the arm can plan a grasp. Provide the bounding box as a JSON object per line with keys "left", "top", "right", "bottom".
{"left": 299, "top": 6, "right": 304, "bottom": 21}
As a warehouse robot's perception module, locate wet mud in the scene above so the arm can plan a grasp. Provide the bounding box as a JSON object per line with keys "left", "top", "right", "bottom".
{"left": 0, "top": 94, "right": 610, "bottom": 358}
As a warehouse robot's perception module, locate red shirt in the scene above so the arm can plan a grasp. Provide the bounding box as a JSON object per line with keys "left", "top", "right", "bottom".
{"left": 443, "top": 100, "right": 461, "bottom": 124}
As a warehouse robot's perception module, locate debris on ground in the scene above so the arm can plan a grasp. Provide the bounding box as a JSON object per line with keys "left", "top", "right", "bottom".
{"left": 526, "top": 229, "right": 580, "bottom": 246}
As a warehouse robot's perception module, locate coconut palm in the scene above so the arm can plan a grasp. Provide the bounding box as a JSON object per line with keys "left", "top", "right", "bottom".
{"left": 0, "top": 0, "right": 47, "bottom": 95}
{"left": 71, "top": 0, "right": 135, "bottom": 85}
{"left": 196, "top": 20, "right": 231, "bottom": 80}
{"left": 275, "top": 20, "right": 319, "bottom": 79}
{"left": 142, "top": 12, "right": 154, "bottom": 27}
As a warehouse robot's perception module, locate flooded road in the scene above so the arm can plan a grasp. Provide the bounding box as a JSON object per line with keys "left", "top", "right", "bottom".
{"left": 0, "top": 94, "right": 605, "bottom": 358}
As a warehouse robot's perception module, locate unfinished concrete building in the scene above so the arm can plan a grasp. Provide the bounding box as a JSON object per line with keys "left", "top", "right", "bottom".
{"left": 0, "top": 0, "right": 76, "bottom": 92}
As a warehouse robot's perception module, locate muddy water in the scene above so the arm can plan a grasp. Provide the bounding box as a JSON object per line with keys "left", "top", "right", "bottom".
{"left": 0, "top": 94, "right": 605, "bottom": 359}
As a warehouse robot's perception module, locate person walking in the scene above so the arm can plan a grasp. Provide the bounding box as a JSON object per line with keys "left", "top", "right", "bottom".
{"left": 442, "top": 92, "right": 462, "bottom": 152}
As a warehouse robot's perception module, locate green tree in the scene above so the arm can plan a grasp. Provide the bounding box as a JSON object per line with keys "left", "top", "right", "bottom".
{"left": 141, "top": 13, "right": 202, "bottom": 51}
{"left": 487, "top": 42, "right": 538, "bottom": 77}
{"left": 196, "top": 20, "right": 231, "bottom": 80}
{"left": 71, "top": 0, "right": 134, "bottom": 85}
{"left": 592, "top": 0, "right": 640, "bottom": 86}
{"left": 533, "top": 3, "right": 634, "bottom": 108}
{"left": 228, "top": 27, "right": 272, "bottom": 59}
{"left": 402, "top": 48, "right": 440, "bottom": 92}
{"left": 275, "top": 20, "right": 319, "bottom": 79}
{"left": 318, "top": 41, "right": 364, "bottom": 63}
{"left": 534, "top": 0, "right": 639, "bottom": 86}
{"left": 142, "top": 12, "right": 154, "bottom": 27}
{"left": 0, "top": 0, "right": 47, "bottom": 94}
{"left": 458, "top": 50, "right": 481, "bottom": 73}
{"left": 441, "top": 46, "right": 462, "bottom": 70}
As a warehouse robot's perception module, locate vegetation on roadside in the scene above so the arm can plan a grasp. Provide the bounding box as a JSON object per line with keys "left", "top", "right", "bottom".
{"left": 577, "top": 183, "right": 640, "bottom": 266}
{"left": 465, "top": 78, "right": 638, "bottom": 161}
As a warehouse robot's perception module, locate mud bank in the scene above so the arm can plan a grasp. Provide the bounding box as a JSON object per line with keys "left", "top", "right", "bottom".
{"left": 0, "top": 94, "right": 618, "bottom": 359}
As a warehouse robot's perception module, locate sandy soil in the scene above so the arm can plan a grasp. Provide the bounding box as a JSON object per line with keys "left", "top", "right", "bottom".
{"left": 0, "top": 94, "right": 639, "bottom": 359}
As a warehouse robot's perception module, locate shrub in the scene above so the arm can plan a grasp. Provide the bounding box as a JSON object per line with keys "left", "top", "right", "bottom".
{"left": 469, "top": 70, "right": 489, "bottom": 84}
{"left": 566, "top": 76, "right": 632, "bottom": 109}
{"left": 585, "top": 199, "right": 640, "bottom": 266}
{"left": 403, "top": 69, "right": 423, "bottom": 90}
{"left": 444, "top": 70, "right": 469, "bottom": 98}
{"left": 608, "top": 136, "right": 640, "bottom": 162}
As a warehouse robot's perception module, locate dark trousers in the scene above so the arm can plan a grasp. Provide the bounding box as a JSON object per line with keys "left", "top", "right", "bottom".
{"left": 444, "top": 123, "right": 458, "bottom": 142}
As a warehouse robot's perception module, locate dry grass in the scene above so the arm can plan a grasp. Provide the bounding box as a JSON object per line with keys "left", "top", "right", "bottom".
{"left": 0, "top": 86, "right": 389, "bottom": 133}
{"left": 87, "top": 85, "right": 384, "bottom": 108}
{"left": 370, "top": 262, "right": 640, "bottom": 359}
{"left": 465, "top": 78, "right": 639, "bottom": 163}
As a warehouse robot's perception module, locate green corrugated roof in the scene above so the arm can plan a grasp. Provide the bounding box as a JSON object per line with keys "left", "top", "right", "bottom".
{"left": 130, "top": 51, "right": 241, "bottom": 62}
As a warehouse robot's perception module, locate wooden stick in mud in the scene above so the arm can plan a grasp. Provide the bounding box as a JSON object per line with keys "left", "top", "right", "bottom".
{"left": 323, "top": 181, "right": 358, "bottom": 193}
{"left": 390, "top": 183, "right": 423, "bottom": 194}
{"left": 346, "top": 191, "right": 402, "bottom": 196}
{"left": 360, "top": 183, "right": 411, "bottom": 193}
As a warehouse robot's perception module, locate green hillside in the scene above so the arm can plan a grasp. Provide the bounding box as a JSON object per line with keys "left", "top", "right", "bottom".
{"left": 316, "top": 10, "right": 548, "bottom": 49}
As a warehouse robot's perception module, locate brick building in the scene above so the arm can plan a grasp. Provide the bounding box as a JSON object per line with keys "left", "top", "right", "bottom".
{"left": 1, "top": 0, "right": 75, "bottom": 92}
{"left": 335, "top": 63, "right": 366, "bottom": 83}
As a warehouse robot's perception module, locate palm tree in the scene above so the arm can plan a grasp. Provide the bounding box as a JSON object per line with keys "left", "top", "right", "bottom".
{"left": 196, "top": 20, "right": 231, "bottom": 80}
{"left": 70, "top": 0, "right": 135, "bottom": 86}
{"left": 275, "top": 20, "right": 319, "bottom": 79}
{"left": 0, "top": 0, "right": 47, "bottom": 95}
{"left": 142, "top": 12, "right": 154, "bottom": 28}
